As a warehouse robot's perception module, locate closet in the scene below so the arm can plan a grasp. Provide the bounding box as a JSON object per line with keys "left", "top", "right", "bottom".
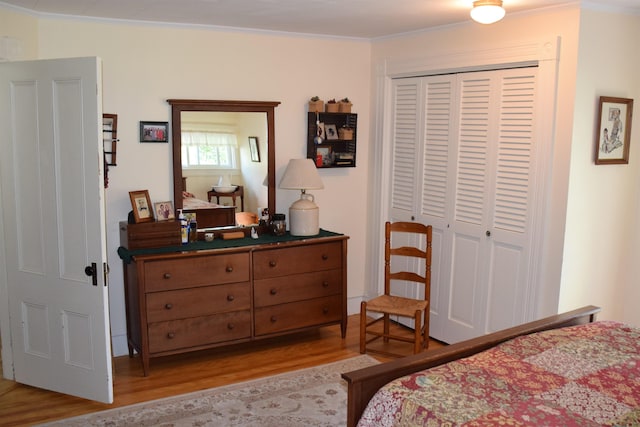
{"left": 388, "top": 67, "right": 540, "bottom": 344}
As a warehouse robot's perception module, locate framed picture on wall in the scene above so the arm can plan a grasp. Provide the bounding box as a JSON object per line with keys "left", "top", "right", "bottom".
{"left": 139, "top": 121, "right": 168, "bottom": 143}
{"left": 249, "top": 136, "right": 260, "bottom": 162}
{"left": 595, "top": 96, "right": 634, "bottom": 165}
{"left": 129, "top": 190, "right": 154, "bottom": 223}
{"left": 325, "top": 124, "right": 338, "bottom": 140}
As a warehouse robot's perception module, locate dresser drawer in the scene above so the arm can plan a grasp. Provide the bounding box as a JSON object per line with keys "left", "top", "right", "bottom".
{"left": 254, "top": 269, "right": 342, "bottom": 308}
{"left": 146, "top": 282, "right": 250, "bottom": 323}
{"left": 253, "top": 242, "right": 342, "bottom": 279}
{"left": 254, "top": 295, "right": 342, "bottom": 336}
{"left": 148, "top": 310, "right": 251, "bottom": 353}
{"left": 144, "top": 252, "right": 249, "bottom": 292}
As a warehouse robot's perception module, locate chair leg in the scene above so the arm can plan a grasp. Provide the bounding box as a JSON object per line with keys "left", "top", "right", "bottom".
{"left": 414, "top": 310, "right": 422, "bottom": 354}
{"left": 423, "top": 307, "right": 430, "bottom": 350}
{"left": 360, "top": 301, "right": 367, "bottom": 354}
{"left": 383, "top": 313, "right": 390, "bottom": 343}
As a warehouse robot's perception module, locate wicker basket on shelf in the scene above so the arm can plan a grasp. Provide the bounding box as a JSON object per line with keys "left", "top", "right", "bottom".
{"left": 308, "top": 99, "right": 324, "bottom": 113}
{"left": 326, "top": 102, "right": 339, "bottom": 113}
{"left": 338, "top": 127, "right": 353, "bottom": 140}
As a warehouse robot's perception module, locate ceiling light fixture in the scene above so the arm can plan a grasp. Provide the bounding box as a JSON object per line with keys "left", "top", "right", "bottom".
{"left": 470, "top": 0, "right": 505, "bottom": 25}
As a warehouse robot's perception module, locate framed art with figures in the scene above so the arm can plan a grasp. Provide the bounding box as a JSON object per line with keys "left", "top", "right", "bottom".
{"left": 140, "top": 121, "right": 168, "bottom": 143}
{"left": 154, "top": 201, "right": 175, "bottom": 221}
{"left": 595, "top": 96, "right": 633, "bottom": 165}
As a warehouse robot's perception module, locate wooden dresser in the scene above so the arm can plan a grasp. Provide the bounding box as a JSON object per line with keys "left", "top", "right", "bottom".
{"left": 120, "top": 231, "right": 348, "bottom": 376}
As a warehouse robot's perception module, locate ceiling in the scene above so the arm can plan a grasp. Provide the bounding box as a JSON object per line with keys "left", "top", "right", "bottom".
{"left": 1, "top": 0, "right": 639, "bottom": 39}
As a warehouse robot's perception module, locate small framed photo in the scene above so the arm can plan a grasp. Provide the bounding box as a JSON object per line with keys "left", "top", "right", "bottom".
{"left": 595, "top": 96, "right": 634, "bottom": 165}
{"left": 154, "top": 201, "right": 175, "bottom": 221}
{"left": 249, "top": 136, "right": 261, "bottom": 162}
{"left": 317, "top": 146, "right": 332, "bottom": 167}
{"left": 129, "top": 190, "right": 154, "bottom": 223}
{"left": 325, "top": 124, "right": 338, "bottom": 140}
{"left": 140, "top": 121, "right": 168, "bottom": 143}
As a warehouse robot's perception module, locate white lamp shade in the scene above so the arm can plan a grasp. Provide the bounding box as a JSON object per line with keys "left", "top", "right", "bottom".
{"left": 279, "top": 158, "right": 324, "bottom": 190}
{"left": 470, "top": 0, "right": 505, "bottom": 24}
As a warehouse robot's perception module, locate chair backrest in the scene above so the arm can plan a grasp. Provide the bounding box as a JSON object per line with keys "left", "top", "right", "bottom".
{"left": 384, "top": 221, "right": 432, "bottom": 301}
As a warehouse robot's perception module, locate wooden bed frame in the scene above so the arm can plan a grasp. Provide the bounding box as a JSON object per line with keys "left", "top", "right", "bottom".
{"left": 183, "top": 206, "right": 235, "bottom": 229}
{"left": 342, "top": 305, "right": 601, "bottom": 427}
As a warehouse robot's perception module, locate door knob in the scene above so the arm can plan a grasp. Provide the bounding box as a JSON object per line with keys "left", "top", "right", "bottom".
{"left": 84, "top": 263, "right": 97, "bottom": 286}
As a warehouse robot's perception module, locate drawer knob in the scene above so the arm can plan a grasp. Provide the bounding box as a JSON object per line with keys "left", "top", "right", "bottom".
{"left": 164, "top": 303, "right": 173, "bottom": 310}
{"left": 167, "top": 332, "right": 175, "bottom": 339}
{"left": 227, "top": 294, "right": 235, "bottom": 302}
{"left": 322, "top": 281, "right": 329, "bottom": 288}
{"left": 322, "top": 307, "right": 329, "bottom": 314}
{"left": 270, "top": 288, "right": 277, "bottom": 295}
{"left": 322, "top": 254, "right": 329, "bottom": 260}
{"left": 269, "top": 260, "right": 277, "bottom": 268}
{"left": 227, "top": 323, "right": 235, "bottom": 330}
{"left": 270, "top": 315, "right": 277, "bottom": 323}
{"left": 226, "top": 266, "right": 234, "bottom": 273}
{"left": 163, "top": 273, "right": 172, "bottom": 279}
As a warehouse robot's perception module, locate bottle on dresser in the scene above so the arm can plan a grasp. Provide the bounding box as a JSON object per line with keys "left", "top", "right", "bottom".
{"left": 178, "top": 209, "right": 188, "bottom": 244}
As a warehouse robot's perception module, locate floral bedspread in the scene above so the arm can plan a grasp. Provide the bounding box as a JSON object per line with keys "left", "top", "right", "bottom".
{"left": 358, "top": 321, "right": 640, "bottom": 426}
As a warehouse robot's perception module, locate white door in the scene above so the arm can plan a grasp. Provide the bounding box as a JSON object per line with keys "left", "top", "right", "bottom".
{"left": 442, "top": 68, "right": 538, "bottom": 343}
{"left": 0, "top": 57, "right": 113, "bottom": 403}
{"left": 388, "top": 68, "right": 539, "bottom": 344}
{"left": 388, "top": 76, "right": 455, "bottom": 332}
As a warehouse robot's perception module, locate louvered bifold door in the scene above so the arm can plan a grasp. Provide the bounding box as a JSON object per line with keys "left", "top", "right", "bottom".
{"left": 390, "top": 77, "right": 422, "bottom": 222}
{"left": 415, "top": 75, "right": 456, "bottom": 336}
{"left": 387, "top": 78, "right": 423, "bottom": 322}
{"left": 442, "top": 67, "right": 539, "bottom": 343}
{"left": 388, "top": 76, "right": 456, "bottom": 331}
{"left": 485, "top": 68, "right": 538, "bottom": 334}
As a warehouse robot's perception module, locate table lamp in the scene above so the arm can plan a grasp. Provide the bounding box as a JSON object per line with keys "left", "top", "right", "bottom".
{"left": 279, "top": 158, "right": 324, "bottom": 236}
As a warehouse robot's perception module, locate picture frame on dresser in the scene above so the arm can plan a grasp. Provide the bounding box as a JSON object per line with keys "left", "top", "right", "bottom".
{"left": 154, "top": 201, "right": 175, "bottom": 221}
{"left": 129, "top": 190, "right": 154, "bottom": 223}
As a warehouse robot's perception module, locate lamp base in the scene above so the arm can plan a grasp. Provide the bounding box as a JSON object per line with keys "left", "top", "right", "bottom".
{"left": 289, "top": 193, "right": 319, "bottom": 236}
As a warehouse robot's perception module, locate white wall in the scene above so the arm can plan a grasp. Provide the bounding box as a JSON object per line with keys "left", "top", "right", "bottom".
{"left": 560, "top": 8, "right": 640, "bottom": 324}
{"left": 0, "top": 9, "right": 372, "bottom": 356}
{"left": 0, "top": 6, "right": 38, "bottom": 58}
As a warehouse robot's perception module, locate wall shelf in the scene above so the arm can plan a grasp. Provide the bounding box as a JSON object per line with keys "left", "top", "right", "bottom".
{"left": 307, "top": 112, "right": 357, "bottom": 168}
{"left": 103, "top": 113, "right": 118, "bottom": 188}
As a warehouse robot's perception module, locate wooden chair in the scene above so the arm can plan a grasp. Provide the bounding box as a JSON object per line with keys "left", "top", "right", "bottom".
{"left": 360, "top": 221, "right": 432, "bottom": 357}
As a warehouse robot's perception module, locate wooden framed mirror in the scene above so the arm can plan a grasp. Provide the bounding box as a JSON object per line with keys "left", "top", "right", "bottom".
{"left": 168, "top": 99, "right": 280, "bottom": 231}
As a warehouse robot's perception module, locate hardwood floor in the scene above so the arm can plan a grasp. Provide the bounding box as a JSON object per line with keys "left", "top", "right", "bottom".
{"left": 0, "top": 314, "right": 444, "bottom": 426}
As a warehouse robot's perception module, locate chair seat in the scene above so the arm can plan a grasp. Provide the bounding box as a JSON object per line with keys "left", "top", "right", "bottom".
{"left": 366, "top": 294, "right": 428, "bottom": 318}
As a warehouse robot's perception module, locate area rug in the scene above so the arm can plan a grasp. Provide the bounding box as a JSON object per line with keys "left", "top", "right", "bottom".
{"left": 39, "top": 355, "right": 379, "bottom": 427}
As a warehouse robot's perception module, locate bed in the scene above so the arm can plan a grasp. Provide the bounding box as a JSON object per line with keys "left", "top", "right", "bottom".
{"left": 182, "top": 191, "right": 236, "bottom": 228}
{"left": 342, "top": 305, "right": 640, "bottom": 426}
